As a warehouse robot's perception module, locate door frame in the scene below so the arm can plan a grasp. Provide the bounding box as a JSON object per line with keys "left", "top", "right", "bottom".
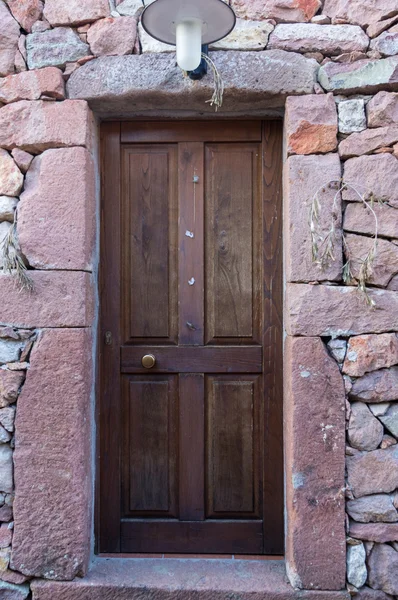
{"left": 96, "top": 120, "right": 283, "bottom": 555}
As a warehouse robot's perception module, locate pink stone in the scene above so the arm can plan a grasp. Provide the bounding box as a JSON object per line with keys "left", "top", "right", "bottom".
{"left": 0, "top": 580, "right": 29, "bottom": 598}
{"left": 0, "top": 99, "right": 94, "bottom": 153}
{"left": 10, "top": 149, "right": 32, "bottom": 174}
{"left": 11, "top": 328, "right": 92, "bottom": 580}
{"left": 44, "top": 0, "right": 109, "bottom": 26}
{"left": 285, "top": 93, "right": 338, "bottom": 155}
{"left": 0, "top": 506, "right": 12, "bottom": 522}
{"left": 323, "top": 0, "right": 398, "bottom": 28}
{"left": 347, "top": 402, "right": 384, "bottom": 451}
{"left": 5, "top": 0, "right": 43, "bottom": 33}
{"left": 0, "top": 271, "right": 93, "bottom": 328}
{"left": 0, "top": 524, "right": 12, "bottom": 549}
{"left": 344, "top": 233, "right": 398, "bottom": 288}
{"left": 0, "top": 371, "right": 25, "bottom": 407}
{"left": 350, "top": 522, "right": 398, "bottom": 542}
{"left": 268, "top": 24, "right": 369, "bottom": 55}
{"left": 0, "top": 150, "right": 23, "bottom": 197}
{"left": 343, "top": 334, "right": 398, "bottom": 377}
{"left": 371, "top": 30, "right": 398, "bottom": 57}
{"left": 350, "top": 366, "right": 398, "bottom": 402}
{"left": 0, "top": 67, "right": 65, "bottom": 104}
{"left": 284, "top": 337, "right": 345, "bottom": 590}
{"left": 344, "top": 202, "right": 398, "bottom": 240}
{"left": 87, "top": 17, "right": 137, "bottom": 56}
{"left": 18, "top": 147, "right": 95, "bottom": 271}
{"left": 0, "top": 568, "right": 29, "bottom": 585}
{"left": 347, "top": 446, "right": 398, "bottom": 497}
{"left": 368, "top": 543, "right": 398, "bottom": 595}
{"left": 347, "top": 494, "right": 398, "bottom": 523}
{"left": 286, "top": 284, "right": 398, "bottom": 337}
{"left": 367, "top": 92, "right": 398, "bottom": 127}
{"left": 339, "top": 125, "right": 398, "bottom": 159}
{"left": 284, "top": 154, "right": 342, "bottom": 282}
{"left": 342, "top": 155, "right": 398, "bottom": 208}
{"left": 0, "top": 2, "right": 20, "bottom": 77}
{"left": 355, "top": 587, "right": 394, "bottom": 600}
{"left": 367, "top": 15, "right": 398, "bottom": 39}
{"left": 231, "top": 0, "right": 322, "bottom": 23}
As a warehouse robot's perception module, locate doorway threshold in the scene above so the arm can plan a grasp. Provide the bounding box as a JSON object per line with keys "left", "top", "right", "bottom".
{"left": 31, "top": 557, "right": 350, "bottom": 600}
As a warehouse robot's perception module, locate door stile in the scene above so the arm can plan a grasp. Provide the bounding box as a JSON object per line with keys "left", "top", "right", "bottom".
{"left": 262, "top": 121, "right": 284, "bottom": 554}
{"left": 98, "top": 122, "right": 122, "bottom": 553}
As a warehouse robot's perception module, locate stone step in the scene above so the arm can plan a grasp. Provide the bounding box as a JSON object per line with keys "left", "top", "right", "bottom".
{"left": 31, "top": 558, "right": 350, "bottom": 600}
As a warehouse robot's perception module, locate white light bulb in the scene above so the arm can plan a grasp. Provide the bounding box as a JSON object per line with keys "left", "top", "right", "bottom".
{"left": 176, "top": 19, "right": 202, "bottom": 71}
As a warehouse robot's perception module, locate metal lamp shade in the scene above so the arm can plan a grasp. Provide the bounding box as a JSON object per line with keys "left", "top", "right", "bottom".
{"left": 141, "top": 0, "right": 236, "bottom": 46}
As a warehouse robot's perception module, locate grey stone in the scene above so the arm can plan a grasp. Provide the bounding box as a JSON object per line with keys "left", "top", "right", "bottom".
{"left": 116, "top": 0, "right": 144, "bottom": 17}
{"left": 0, "top": 581, "right": 29, "bottom": 599}
{"left": 347, "top": 494, "right": 398, "bottom": 522}
{"left": 138, "top": 23, "right": 173, "bottom": 54}
{"left": 370, "top": 403, "right": 390, "bottom": 416}
{"left": 211, "top": 19, "right": 274, "bottom": 51}
{"left": 338, "top": 99, "right": 366, "bottom": 133}
{"left": 0, "top": 424, "right": 11, "bottom": 444}
{"left": 268, "top": 24, "right": 369, "bottom": 55}
{"left": 347, "top": 543, "right": 367, "bottom": 588}
{"left": 350, "top": 366, "right": 398, "bottom": 402}
{"left": 0, "top": 406, "right": 15, "bottom": 433}
{"left": 371, "top": 30, "right": 398, "bottom": 57}
{"left": 0, "top": 197, "right": 17, "bottom": 223}
{"left": 348, "top": 402, "right": 384, "bottom": 451}
{"left": 67, "top": 51, "right": 318, "bottom": 117}
{"left": 26, "top": 27, "right": 91, "bottom": 70}
{"left": 327, "top": 339, "right": 347, "bottom": 363}
{"left": 380, "top": 404, "right": 398, "bottom": 438}
{"left": 0, "top": 340, "right": 24, "bottom": 365}
{"left": 0, "top": 445, "right": 13, "bottom": 493}
{"left": 319, "top": 56, "right": 398, "bottom": 94}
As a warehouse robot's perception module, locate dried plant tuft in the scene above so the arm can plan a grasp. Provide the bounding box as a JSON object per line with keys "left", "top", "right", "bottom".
{"left": 1, "top": 213, "right": 34, "bottom": 293}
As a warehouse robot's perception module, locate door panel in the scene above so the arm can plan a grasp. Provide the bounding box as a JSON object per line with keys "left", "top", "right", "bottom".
{"left": 99, "top": 121, "right": 283, "bottom": 555}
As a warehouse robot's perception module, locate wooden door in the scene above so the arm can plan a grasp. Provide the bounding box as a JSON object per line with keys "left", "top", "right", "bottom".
{"left": 98, "top": 121, "right": 283, "bottom": 555}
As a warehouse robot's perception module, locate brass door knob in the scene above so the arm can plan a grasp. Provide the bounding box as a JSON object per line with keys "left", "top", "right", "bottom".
{"left": 142, "top": 354, "right": 156, "bottom": 369}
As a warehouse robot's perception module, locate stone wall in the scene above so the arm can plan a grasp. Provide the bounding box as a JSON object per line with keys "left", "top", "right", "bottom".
{"left": 0, "top": 0, "right": 398, "bottom": 598}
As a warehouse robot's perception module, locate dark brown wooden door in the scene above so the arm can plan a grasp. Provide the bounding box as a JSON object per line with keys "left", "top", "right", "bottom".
{"left": 99, "top": 121, "right": 283, "bottom": 555}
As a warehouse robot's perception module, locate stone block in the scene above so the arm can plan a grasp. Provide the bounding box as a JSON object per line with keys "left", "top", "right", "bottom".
{"left": 370, "top": 30, "right": 398, "bottom": 57}
{"left": 11, "top": 328, "right": 92, "bottom": 580}
{"left": 67, "top": 51, "right": 319, "bottom": 116}
{"left": 0, "top": 67, "right": 65, "bottom": 104}
{"left": 368, "top": 543, "right": 398, "bottom": 595}
{"left": 380, "top": 404, "right": 398, "bottom": 437}
{"left": 347, "top": 446, "right": 398, "bottom": 497}
{"left": 347, "top": 495, "right": 398, "bottom": 523}
{"left": 0, "top": 407, "right": 15, "bottom": 433}
{"left": 344, "top": 233, "right": 398, "bottom": 288}
{"left": 138, "top": 22, "right": 174, "bottom": 53}
{"left": 323, "top": 0, "right": 398, "bottom": 28}
{"left": 0, "top": 99, "right": 94, "bottom": 153}
{"left": 343, "top": 155, "right": 398, "bottom": 208}
{"left": 0, "top": 580, "right": 29, "bottom": 599}
{"left": 43, "top": 0, "right": 109, "bottom": 27}
{"left": 116, "top": 0, "right": 144, "bottom": 18}
{"left": 348, "top": 402, "right": 384, "bottom": 451}
{"left": 231, "top": 0, "right": 322, "bottom": 23}
{"left": 343, "top": 334, "right": 398, "bottom": 377}
{"left": 18, "top": 147, "right": 95, "bottom": 270}
{"left": 338, "top": 99, "right": 366, "bottom": 134}
{"left": 350, "top": 366, "right": 398, "bottom": 402}
{"left": 26, "top": 27, "right": 91, "bottom": 70}
{"left": 318, "top": 56, "right": 398, "bottom": 95}
{"left": 285, "top": 94, "right": 338, "bottom": 155}
{"left": 284, "top": 337, "right": 345, "bottom": 590}
{"left": 10, "top": 150, "right": 33, "bottom": 174}
{"left": 88, "top": 17, "right": 137, "bottom": 57}
{"left": 286, "top": 284, "right": 398, "bottom": 337}
{"left": 268, "top": 24, "right": 369, "bottom": 55}
{"left": 284, "top": 154, "right": 342, "bottom": 282}
{"left": 212, "top": 18, "right": 274, "bottom": 51}
{"left": 0, "top": 340, "right": 23, "bottom": 365}
{"left": 5, "top": 0, "right": 43, "bottom": 33}
{"left": 339, "top": 125, "right": 398, "bottom": 158}
{"left": 0, "top": 150, "right": 23, "bottom": 197}
{"left": 367, "top": 16, "right": 398, "bottom": 39}
{"left": 344, "top": 202, "right": 398, "bottom": 240}
{"left": 0, "top": 370, "right": 25, "bottom": 407}
{"left": 0, "top": 196, "right": 16, "bottom": 222}
{"left": 0, "top": 1, "right": 20, "bottom": 77}
{"left": 367, "top": 91, "right": 398, "bottom": 127}
{"left": 0, "top": 271, "right": 94, "bottom": 328}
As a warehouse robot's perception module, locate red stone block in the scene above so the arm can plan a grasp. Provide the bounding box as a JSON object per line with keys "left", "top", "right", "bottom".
{"left": 285, "top": 93, "right": 338, "bottom": 155}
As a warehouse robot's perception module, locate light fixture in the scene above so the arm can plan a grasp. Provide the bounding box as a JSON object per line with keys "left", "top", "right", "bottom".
{"left": 141, "top": 0, "right": 236, "bottom": 72}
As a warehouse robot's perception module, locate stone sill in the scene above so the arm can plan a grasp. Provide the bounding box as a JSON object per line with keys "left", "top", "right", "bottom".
{"left": 31, "top": 557, "right": 350, "bottom": 599}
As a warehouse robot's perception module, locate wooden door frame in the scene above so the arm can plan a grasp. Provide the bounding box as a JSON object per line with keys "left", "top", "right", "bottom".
{"left": 96, "top": 119, "right": 283, "bottom": 555}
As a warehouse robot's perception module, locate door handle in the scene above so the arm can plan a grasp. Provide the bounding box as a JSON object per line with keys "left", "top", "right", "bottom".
{"left": 142, "top": 354, "right": 156, "bottom": 369}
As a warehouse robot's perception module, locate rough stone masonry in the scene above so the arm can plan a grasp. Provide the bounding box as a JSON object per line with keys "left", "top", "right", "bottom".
{"left": 0, "top": 0, "right": 398, "bottom": 598}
